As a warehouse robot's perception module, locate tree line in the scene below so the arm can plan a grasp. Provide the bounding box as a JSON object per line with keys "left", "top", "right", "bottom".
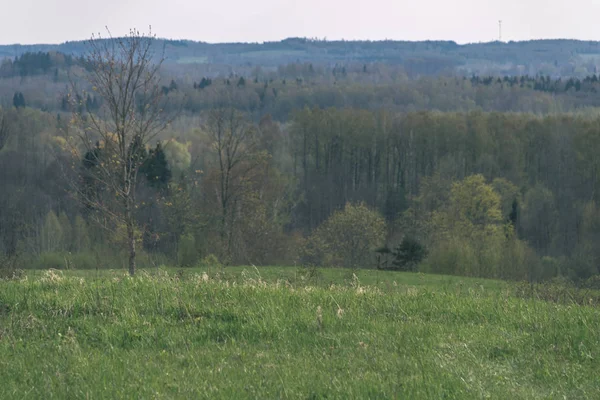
{"left": 3, "top": 32, "right": 600, "bottom": 283}
{"left": 3, "top": 102, "right": 600, "bottom": 281}
{"left": 6, "top": 52, "right": 600, "bottom": 118}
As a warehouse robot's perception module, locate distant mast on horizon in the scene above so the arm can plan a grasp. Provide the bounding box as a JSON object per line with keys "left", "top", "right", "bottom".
{"left": 498, "top": 20, "right": 502, "bottom": 42}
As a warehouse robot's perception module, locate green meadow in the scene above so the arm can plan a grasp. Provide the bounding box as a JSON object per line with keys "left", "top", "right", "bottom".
{"left": 0, "top": 267, "right": 598, "bottom": 399}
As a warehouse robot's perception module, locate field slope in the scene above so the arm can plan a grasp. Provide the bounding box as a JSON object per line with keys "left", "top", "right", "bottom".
{"left": 0, "top": 268, "right": 599, "bottom": 399}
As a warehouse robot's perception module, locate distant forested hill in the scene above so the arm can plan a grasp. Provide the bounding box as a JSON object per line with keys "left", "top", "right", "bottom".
{"left": 2, "top": 38, "right": 600, "bottom": 76}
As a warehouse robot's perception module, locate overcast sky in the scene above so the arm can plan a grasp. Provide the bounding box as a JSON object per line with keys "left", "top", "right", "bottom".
{"left": 2, "top": 0, "right": 600, "bottom": 45}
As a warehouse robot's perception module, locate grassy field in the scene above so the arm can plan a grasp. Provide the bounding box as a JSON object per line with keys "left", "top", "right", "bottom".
{"left": 0, "top": 266, "right": 599, "bottom": 399}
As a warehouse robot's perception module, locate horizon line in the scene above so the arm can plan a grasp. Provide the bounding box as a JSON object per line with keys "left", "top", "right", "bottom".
{"left": 1, "top": 36, "right": 600, "bottom": 47}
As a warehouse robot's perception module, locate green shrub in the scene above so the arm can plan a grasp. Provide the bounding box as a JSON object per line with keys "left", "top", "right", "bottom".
{"left": 30, "top": 252, "right": 68, "bottom": 270}
{"left": 497, "top": 238, "right": 539, "bottom": 281}
{"left": 301, "top": 202, "right": 386, "bottom": 268}
{"left": 422, "top": 238, "right": 478, "bottom": 277}
{"left": 28, "top": 252, "right": 98, "bottom": 270}
{"left": 69, "top": 252, "right": 98, "bottom": 270}
{"left": 538, "top": 256, "right": 564, "bottom": 281}
{"left": 514, "top": 278, "right": 600, "bottom": 306}
{"left": 177, "top": 233, "right": 198, "bottom": 267}
{"left": 0, "top": 253, "right": 23, "bottom": 280}
{"left": 199, "top": 254, "right": 222, "bottom": 269}
{"left": 136, "top": 251, "right": 170, "bottom": 269}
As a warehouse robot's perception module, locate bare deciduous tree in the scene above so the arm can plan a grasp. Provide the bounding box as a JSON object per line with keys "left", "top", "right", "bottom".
{"left": 70, "top": 28, "right": 169, "bottom": 275}
{"left": 206, "top": 108, "right": 267, "bottom": 259}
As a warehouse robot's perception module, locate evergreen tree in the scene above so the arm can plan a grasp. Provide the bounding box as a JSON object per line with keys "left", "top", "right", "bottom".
{"left": 86, "top": 95, "right": 93, "bottom": 111}
{"left": 141, "top": 142, "right": 171, "bottom": 189}
{"left": 13, "top": 92, "right": 25, "bottom": 109}
{"left": 392, "top": 237, "right": 427, "bottom": 271}
{"left": 509, "top": 198, "right": 519, "bottom": 227}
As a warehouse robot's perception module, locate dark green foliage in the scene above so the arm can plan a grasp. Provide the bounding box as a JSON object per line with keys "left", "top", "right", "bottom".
{"left": 140, "top": 142, "right": 171, "bottom": 189}
{"left": 469, "top": 74, "right": 600, "bottom": 95}
{"left": 82, "top": 140, "right": 171, "bottom": 188}
{"left": 80, "top": 143, "right": 104, "bottom": 212}
{"left": 509, "top": 198, "right": 518, "bottom": 226}
{"left": 392, "top": 238, "right": 427, "bottom": 271}
{"left": 12, "top": 92, "right": 25, "bottom": 108}
{"left": 83, "top": 142, "right": 102, "bottom": 169}
{"left": 161, "top": 80, "right": 179, "bottom": 95}
{"left": 195, "top": 77, "right": 212, "bottom": 89}
{"left": 84, "top": 94, "right": 99, "bottom": 112}
{"left": 11, "top": 52, "right": 50, "bottom": 77}
{"left": 0, "top": 51, "right": 75, "bottom": 78}
{"left": 127, "top": 135, "right": 147, "bottom": 174}
{"left": 60, "top": 95, "right": 69, "bottom": 111}
{"left": 375, "top": 246, "right": 392, "bottom": 270}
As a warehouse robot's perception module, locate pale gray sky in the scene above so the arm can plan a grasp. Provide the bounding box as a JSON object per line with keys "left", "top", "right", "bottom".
{"left": 1, "top": 0, "right": 599, "bottom": 45}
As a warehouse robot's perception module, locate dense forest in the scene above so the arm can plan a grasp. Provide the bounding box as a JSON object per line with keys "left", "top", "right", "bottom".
{"left": 3, "top": 37, "right": 600, "bottom": 76}
{"left": 3, "top": 35, "right": 600, "bottom": 282}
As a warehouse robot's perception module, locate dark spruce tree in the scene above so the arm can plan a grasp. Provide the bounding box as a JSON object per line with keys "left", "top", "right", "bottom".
{"left": 141, "top": 142, "right": 171, "bottom": 189}
{"left": 13, "top": 92, "right": 25, "bottom": 109}
{"left": 392, "top": 238, "right": 427, "bottom": 272}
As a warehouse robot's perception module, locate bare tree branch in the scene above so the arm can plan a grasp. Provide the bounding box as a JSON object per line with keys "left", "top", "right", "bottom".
{"left": 67, "top": 27, "right": 170, "bottom": 276}
{"left": 206, "top": 108, "right": 267, "bottom": 259}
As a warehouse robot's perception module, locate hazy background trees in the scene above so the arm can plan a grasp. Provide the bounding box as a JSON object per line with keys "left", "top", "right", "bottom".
{"left": 4, "top": 37, "right": 600, "bottom": 283}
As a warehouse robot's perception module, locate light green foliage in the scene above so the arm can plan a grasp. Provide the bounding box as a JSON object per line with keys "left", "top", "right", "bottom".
{"left": 445, "top": 174, "right": 503, "bottom": 236}
{"left": 163, "top": 139, "right": 191, "bottom": 176}
{"left": 303, "top": 203, "right": 386, "bottom": 268}
{"left": 72, "top": 215, "right": 90, "bottom": 253}
{"left": 40, "top": 211, "right": 64, "bottom": 253}
{"left": 199, "top": 254, "right": 222, "bottom": 269}
{"left": 0, "top": 268, "right": 599, "bottom": 398}
{"left": 428, "top": 175, "right": 504, "bottom": 246}
{"left": 425, "top": 175, "right": 531, "bottom": 279}
{"left": 58, "top": 212, "right": 71, "bottom": 250}
{"left": 177, "top": 233, "right": 198, "bottom": 267}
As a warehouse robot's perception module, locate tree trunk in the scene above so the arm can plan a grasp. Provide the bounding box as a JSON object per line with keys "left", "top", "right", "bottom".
{"left": 125, "top": 197, "right": 136, "bottom": 276}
